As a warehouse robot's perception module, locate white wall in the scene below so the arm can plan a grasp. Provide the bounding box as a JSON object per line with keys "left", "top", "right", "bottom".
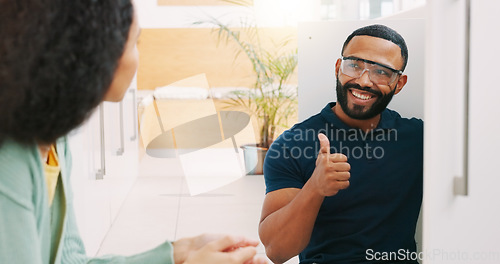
{"left": 135, "top": 0, "right": 319, "bottom": 29}
{"left": 135, "top": 0, "right": 249, "bottom": 28}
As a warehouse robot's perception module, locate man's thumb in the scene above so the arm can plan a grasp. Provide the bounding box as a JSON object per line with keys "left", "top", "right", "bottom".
{"left": 318, "top": 133, "right": 330, "bottom": 155}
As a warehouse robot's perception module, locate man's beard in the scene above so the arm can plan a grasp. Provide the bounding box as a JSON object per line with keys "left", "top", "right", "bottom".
{"left": 336, "top": 78, "right": 396, "bottom": 120}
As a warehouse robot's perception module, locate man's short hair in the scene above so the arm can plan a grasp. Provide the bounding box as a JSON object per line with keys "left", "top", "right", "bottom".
{"left": 341, "top": 24, "right": 409, "bottom": 71}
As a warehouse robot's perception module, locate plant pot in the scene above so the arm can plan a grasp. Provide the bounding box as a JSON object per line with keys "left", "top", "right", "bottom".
{"left": 241, "top": 144, "right": 268, "bottom": 175}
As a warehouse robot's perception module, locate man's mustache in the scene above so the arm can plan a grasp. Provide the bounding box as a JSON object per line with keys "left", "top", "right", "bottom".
{"left": 343, "top": 83, "right": 383, "bottom": 97}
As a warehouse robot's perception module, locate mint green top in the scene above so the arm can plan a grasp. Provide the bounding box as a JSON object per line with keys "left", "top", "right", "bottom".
{"left": 0, "top": 138, "right": 175, "bottom": 264}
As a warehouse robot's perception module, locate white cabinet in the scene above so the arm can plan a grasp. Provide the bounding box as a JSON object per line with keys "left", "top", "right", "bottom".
{"left": 422, "top": 1, "right": 500, "bottom": 263}
{"left": 102, "top": 90, "right": 139, "bottom": 223}
{"left": 69, "top": 87, "right": 139, "bottom": 256}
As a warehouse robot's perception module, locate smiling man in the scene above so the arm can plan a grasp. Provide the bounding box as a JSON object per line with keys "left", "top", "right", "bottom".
{"left": 259, "top": 24, "right": 423, "bottom": 264}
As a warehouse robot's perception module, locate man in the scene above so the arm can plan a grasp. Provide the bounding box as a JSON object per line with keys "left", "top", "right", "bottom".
{"left": 259, "top": 24, "right": 423, "bottom": 264}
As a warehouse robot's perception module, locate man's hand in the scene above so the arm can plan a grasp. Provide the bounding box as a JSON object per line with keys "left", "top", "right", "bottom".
{"left": 310, "top": 133, "right": 351, "bottom": 197}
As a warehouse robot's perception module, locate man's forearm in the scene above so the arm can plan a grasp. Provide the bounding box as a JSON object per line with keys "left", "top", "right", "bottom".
{"left": 259, "top": 182, "right": 325, "bottom": 263}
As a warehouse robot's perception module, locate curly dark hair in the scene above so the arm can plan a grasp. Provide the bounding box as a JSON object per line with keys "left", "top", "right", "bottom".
{"left": 0, "top": 0, "right": 134, "bottom": 145}
{"left": 341, "top": 24, "right": 409, "bottom": 71}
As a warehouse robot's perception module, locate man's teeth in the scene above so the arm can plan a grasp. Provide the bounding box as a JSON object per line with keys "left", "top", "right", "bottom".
{"left": 352, "top": 90, "right": 373, "bottom": 100}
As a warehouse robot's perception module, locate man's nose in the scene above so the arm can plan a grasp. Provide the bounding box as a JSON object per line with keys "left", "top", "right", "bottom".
{"left": 356, "top": 69, "right": 373, "bottom": 87}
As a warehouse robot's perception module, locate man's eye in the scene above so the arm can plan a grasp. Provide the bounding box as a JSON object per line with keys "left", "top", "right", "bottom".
{"left": 375, "top": 69, "right": 390, "bottom": 76}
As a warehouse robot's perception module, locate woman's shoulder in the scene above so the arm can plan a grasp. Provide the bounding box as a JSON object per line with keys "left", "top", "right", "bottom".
{"left": 0, "top": 139, "right": 44, "bottom": 209}
{"left": 0, "top": 138, "right": 38, "bottom": 170}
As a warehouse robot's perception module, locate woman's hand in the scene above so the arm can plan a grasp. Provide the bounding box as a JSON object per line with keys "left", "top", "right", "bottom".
{"left": 173, "top": 234, "right": 267, "bottom": 264}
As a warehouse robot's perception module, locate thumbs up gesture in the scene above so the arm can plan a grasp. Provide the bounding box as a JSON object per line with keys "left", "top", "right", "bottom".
{"left": 311, "top": 133, "right": 351, "bottom": 197}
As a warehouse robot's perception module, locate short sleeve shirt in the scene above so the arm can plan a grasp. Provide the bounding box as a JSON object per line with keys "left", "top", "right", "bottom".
{"left": 263, "top": 102, "right": 423, "bottom": 263}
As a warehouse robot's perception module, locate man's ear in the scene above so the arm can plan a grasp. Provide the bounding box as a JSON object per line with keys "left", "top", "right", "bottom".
{"left": 335, "top": 58, "right": 341, "bottom": 77}
{"left": 394, "top": 74, "right": 407, "bottom": 95}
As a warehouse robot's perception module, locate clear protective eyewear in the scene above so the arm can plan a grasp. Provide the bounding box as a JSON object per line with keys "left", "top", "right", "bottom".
{"left": 340, "top": 56, "right": 403, "bottom": 86}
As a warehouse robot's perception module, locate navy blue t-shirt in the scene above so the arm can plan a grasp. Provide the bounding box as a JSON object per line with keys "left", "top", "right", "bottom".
{"left": 264, "top": 102, "right": 423, "bottom": 264}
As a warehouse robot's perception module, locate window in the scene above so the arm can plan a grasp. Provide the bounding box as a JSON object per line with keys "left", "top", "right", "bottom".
{"left": 320, "top": 0, "right": 425, "bottom": 21}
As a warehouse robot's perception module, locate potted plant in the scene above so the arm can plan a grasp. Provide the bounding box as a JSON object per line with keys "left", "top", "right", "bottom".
{"left": 195, "top": 0, "right": 298, "bottom": 174}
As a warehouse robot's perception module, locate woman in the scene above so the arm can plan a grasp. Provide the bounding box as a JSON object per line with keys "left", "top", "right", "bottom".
{"left": 0, "top": 1, "right": 266, "bottom": 263}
